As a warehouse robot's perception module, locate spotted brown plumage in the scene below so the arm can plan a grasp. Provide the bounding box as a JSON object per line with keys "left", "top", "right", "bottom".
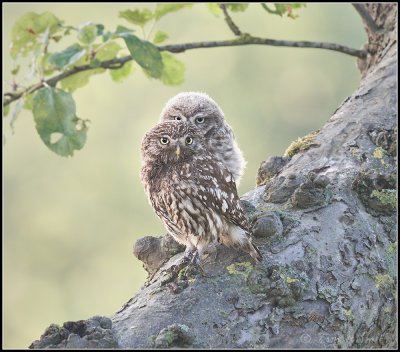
{"left": 159, "top": 92, "right": 246, "bottom": 186}
{"left": 140, "top": 121, "right": 262, "bottom": 264}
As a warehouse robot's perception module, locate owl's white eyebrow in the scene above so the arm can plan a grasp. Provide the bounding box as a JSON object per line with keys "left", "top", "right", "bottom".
{"left": 192, "top": 113, "right": 207, "bottom": 118}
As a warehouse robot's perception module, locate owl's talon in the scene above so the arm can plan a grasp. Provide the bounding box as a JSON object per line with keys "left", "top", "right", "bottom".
{"left": 182, "top": 251, "right": 208, "bottom": 278}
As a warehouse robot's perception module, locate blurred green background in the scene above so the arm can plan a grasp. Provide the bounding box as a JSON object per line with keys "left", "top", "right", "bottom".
{"left": 3, "top": 3, "right": 366, "bottom": 348}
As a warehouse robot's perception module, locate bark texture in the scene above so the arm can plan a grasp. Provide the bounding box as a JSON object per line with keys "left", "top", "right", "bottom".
{"left": 30, "top": 4, "right": 397, "bottom": 349}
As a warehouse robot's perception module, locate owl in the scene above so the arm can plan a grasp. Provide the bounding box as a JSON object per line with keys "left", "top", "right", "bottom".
{"left": 140, "top": 121, "right": 262, "bottom": 269}
{"left": 159, "top": 92, "right": 246, "bottom": 185}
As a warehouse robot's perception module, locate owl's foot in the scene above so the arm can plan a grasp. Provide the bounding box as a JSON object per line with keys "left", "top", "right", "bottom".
{"left": 162, "top": 250, "right": 192, "bottom": 277}
{"left": 183, "top": 251, "right": 207, "bottom": 278}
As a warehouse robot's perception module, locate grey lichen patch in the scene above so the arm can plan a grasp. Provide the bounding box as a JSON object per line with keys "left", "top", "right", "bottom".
{"left": 153, "top": 324, "right": 193, "bottom": 348}
{"left": 370, "top": 189, "right": 397, "bottom": 213}
{"left": 385, "top": 241, "right": 397, "bottom": 276}
{"left": 247, "top": 263, "right": 307, "bottom": 307}
{"left": 284, "top": 131, "right": 320, "bottom": 158}
{"left": 374, "top": 274, "right": 395, "bottom": 290}
{"left": 352, "top": 169, "right": 397, "bottom": 216}
{"left": 368, "top": 127, "right": 397, "bottom": 156}
{"left": 317, "top": 283, "right": 339, "bottom": 303}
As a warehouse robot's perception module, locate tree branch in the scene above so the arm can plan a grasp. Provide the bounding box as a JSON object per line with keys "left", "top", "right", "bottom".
{"left": 3, "top": 36, "right": 366, "bottom": 107}
{"left": 220, "top": 4, "right": 242, "bottom": 36}
{"left": 352, "top": 3, "right": 379, "bottom": 34}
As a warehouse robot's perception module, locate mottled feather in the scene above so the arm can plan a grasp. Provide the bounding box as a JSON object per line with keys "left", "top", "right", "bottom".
{"left": 140, "top": 121, "right": 261, "bottom": 263}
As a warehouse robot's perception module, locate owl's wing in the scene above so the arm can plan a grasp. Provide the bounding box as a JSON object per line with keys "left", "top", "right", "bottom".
{"left": 190, "top": 155, "right": 250, "bottom": 231}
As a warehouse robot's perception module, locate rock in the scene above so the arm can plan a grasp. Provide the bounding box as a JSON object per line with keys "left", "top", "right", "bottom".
{"left": 29, "top": 316, "right": 118, "bottom": 349}
{"left": 351, "top": 169, "right": 396, "bottom": 215}
{"left": 291, "top": 172, "right": 331, "bottom": 209}
{"left": 256, "top": 156, "right": 289, "bottom": 186}
{"left": 251, "top": 211, "right": 283, "bottom": 238}
{"left": 133, "top": 233, "right": 185, "bottom": 275}
{"left": 263, "top": 174, "right": 306, "bottom": 203}
{"left": 152, "top": 324, "right": 193, "bottom": 348}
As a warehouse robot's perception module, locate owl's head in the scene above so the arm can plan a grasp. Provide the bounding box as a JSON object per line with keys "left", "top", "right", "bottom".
{"left": 141, "top": 121, "right": 207, "bottom": 165}
{"left": 159, "top": 92, "right": 226, "bottom": 136}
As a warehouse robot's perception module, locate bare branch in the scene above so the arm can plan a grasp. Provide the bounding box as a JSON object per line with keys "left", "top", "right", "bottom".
{"left": 220, "top": 4, "right": 242, "bottom": 36}
{"left": 3, "top": 36, "right": 366, "bottom": 107}
{"left": 352, "top": 3, "right": 379, "bottom": 34}
{"left": 158, "top": 35, "right": 367, "bottom": 58}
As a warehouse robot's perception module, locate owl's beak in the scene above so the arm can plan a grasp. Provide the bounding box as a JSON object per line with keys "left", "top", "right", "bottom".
{"left": 175, "top": 143, "right": 181, "bottom": 157}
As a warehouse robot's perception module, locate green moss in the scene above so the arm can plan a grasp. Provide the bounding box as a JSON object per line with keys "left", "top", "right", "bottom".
{"left": 284, "top": 131, "right": 319, "bottom": 158}
{"left": 165, "top": 330, "right": 177, "bottom": 345}
{"left": 370, "top": 189, "right": 397, "bottom": 211}
{"left": 226, "top": 262, "right": 253, "bottom": 280}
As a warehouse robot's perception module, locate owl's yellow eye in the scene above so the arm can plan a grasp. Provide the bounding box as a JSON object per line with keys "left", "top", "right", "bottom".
{"left": 195, "top": 117, "right": 205, "bottom": 124}
{"left": 185, "top": 137, "right": 193, "bottom": 145}
{"left": 160, "top": 137, "right": 170, "bottom": 145}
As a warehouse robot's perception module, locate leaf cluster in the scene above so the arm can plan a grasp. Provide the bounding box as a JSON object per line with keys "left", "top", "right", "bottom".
{"left": 3, "top": 3, "right": 305, "bottom": 157}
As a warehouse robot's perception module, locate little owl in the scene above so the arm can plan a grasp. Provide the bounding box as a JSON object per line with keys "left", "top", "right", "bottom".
{"left": 140, "top": 121, "right": 261, "bottom": 268}
{"left": 159, "top": 92, "right": 246, "bottom": 185}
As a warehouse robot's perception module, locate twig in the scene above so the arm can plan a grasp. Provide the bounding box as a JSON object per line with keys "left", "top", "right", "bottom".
{"left": 3, "top": 36, "right": 366, "bottom": 107}
{"left": 352, "top": 3, "right": 379, "bottom": 34}
{"left": 260, "top": 3, "right": 280, "bottom": 15}
{"left": 220, "top": 4, "right": 242, "bottom": 36}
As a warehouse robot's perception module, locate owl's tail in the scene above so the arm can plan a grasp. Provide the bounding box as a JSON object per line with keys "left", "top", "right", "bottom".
{"left": 223, "top": 226, "right": 263, "bottom": 263}
{"left": 243, "top": 234, "right": 263, "bottom": 263}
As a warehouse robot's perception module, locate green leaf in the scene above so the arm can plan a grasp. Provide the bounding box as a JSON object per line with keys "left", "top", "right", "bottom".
{"left": 274, "top": 4, "right": 288, "bottom": 16}
{"left": 23, "top": 93, "right": 34, "bottom": 110}
{"left": 90, "top": 58, "right": 102, "bottom": 68}
{"left": 119, "top": 9, "right": 153, "bottom": 27}
{"left": 120, "top": 33, "right": 163, "bottom": 78}
{"left": 78, "top": 23, "right": 98, "bottom": 44}
{"left": 96, "top": 24, "right": 105, "bottom": 36}
{"left": 10, "top": 12, "right": 62, "bottom": 59}
{"left": 261, "top": 3, "right": 306, "bottom": 18}
{"left": 3, "top": 104, "right": 10, "bottom": 117}
{"left": 160, "top": 52, "right": 185, "bottom": 86}
{"left": 60, "top": 70, "right": 102, "bottom": 92}
{"left": 11, "top": 65, "right": 20, "bottom": 76}
{"left": 32, "top": 87, "right": 87, "bottom": 157}
{"left": 48, "top": 43, "right": 86, "bottom": 69}
{"left": 95, "top": 41, "right": 121, "bottom": 61}
{"left": 206, "top": 3, "right": 222, "bottom": 16}
{"left": 60, "top": 42, "right": 120, "bottom": 92}
{"left": 225, "top": 3, "right": 249, "bottom": 12}
{"left": 52, "top": 35, "right": 62, "bottom": 42}
{"left": 153, "top": 30, "right": 168, "bottom": 44}
{"left": 109, "top": 61, "right": 135, "bottom": 82}
{"left": 115, "top": 25, "right": 135, "bottom": 35}
{"left": 154, "top": 4, "right": 193, "bottom": 20}
{"left": 40, "top": 52, "right": 56, "bottom": 76}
